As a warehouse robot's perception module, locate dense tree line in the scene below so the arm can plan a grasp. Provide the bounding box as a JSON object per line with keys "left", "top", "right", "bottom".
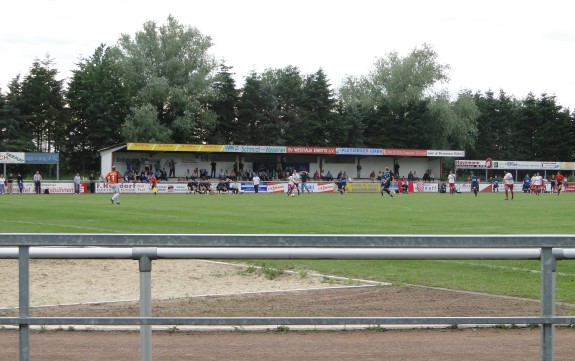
{"left": 0, "top": 16, "right": 573, "bottom": 176}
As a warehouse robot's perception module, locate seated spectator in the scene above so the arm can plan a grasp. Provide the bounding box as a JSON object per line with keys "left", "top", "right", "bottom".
{"left": 407, "top": 171, "right": 414, "bottom": 181}
{"left": 228, "top": 181, "right": 239, "bottom": 194}
{"left": 313, "top": 170, "right": 320, "bottom": 181}
{"left": 401, "top": 181, "right": 408, "bottom": 194}
{"left": 370, "top": 170, "right": 376, "bottom": 182}
{"left": 160, "top": 169, "right": 168, "bottom": 181}
{"left": 187, "top": 181, "right": 199, "bottom": 193}
{"left": 439, "top": 182, "right": 447, "bottom": 193}
{"left": 324, "top": 171, "right": 333, "bottom": 181}
{"left": 216, "top": 180, "right": 228, "bottom": 193}
{"left": 423, "top": 172, "right": 430, "bottom": 182}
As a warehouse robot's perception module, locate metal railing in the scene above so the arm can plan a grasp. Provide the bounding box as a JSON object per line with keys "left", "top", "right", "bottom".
{"left": 1, "top": 234, "right": 575, "bottom": 361}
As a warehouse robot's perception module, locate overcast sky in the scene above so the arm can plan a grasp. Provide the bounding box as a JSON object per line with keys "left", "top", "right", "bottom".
{"left": 2, "top": 0, "right": 575, "bottom": 110}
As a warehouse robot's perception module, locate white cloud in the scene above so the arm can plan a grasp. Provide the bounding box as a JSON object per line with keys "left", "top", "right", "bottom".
{"left": 1, "top": 0, "right": 574, "bottom": 110}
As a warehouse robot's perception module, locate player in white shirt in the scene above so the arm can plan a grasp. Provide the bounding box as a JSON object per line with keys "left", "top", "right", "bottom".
{"left": 447, "top": 171, "right": 456, "bottom": 194}
{"left": 287, "top": 174, "right": 296, "bottom": 196}
{"left": 503, "top": 170, "right": 514, "bottom": 200}
{"left": 532, "top": 172, "right": 543, "bottom": 195}
{"left": 291, "top": 170, "right": 300, "bottom": 195}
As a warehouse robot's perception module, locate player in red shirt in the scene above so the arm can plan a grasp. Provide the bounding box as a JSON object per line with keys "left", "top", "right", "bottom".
{"left": 555, "top": 171, "right": 565, "bottom": 195}
{"left": 105, "top": 166, "right": 122, "bottom": 204}
{"left": 150, "top": 174, "right": 158, "bottom": 195}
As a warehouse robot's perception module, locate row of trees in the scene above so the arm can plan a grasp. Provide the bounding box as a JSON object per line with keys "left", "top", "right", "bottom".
{"left": 1, "top": 16, "right": 573, "bottom": 175}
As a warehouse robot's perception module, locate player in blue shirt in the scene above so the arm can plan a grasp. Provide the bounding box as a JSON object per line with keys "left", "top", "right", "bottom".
{"left": 469, "top": 172, "right": 480, "bottom": 197}
{"left": 337, "top": 172, "right": 350, "bottom": 195}
{"left": 522, "top": 174, "right": 531, "bottom": 193}
{"left": 380, "top": 167, "right": 394, "bottom": 197}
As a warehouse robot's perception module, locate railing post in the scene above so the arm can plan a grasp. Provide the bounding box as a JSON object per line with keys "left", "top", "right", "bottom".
{"left": 133, "top": 248, "right": 158, "bottom": 361}
{"left": 18, "top": 246, "right": 30, "bottom": 361}
{"left": 540, "top": 247, "right": 556, "bottom": 361}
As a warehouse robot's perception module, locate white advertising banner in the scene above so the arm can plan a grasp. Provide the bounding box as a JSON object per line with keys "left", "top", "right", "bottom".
{"left": 0, "top": 152, "right": 26, "bottom": 164}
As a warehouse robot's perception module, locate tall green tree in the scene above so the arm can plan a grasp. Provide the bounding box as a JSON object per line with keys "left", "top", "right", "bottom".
{"left": 66, "top": 44, "right": 130, "bottom": 171}
{"left": 426, "top": 91, "right": 479, "bottom": 150}
{"left": 237, "top": 72, "right": 270, "bottom": 144}
{"left": 114, "top": 15, "right": 218, "bottom": 143}
{"left": 471, "top": 90, "right": 521, "bottom": 160}
{"left": 208, "top": 63, "right": 239, "bottom": 143}
{"left": 338, "top": 44, "right": 455, "bottom": 149}
{"left": 258, "top": 66, "right": 306, "bottom": 145}
{"left": 19, "top": 56, "right": 68, "bottom": 153}
{"left": 301, "top": 69, "right": 338, "bottom": 146}
{"left": 517, "top": 93, "right": 574, "bottom": 161}
{"left": 0, "top": 78, "right": 36, "bottom": 151}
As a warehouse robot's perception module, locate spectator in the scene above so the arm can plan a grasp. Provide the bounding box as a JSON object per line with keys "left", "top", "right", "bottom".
{"left": 74, "top": 172, "right": 82, "bottom": 194}
{"left": 313, "top": 170, "right": 320, "bottom": 181}
{"left": 253, "top": 173, "right": 260, "bottom": 193}
{"left": 33, "top": 170, "right": 42, "bottom": 194}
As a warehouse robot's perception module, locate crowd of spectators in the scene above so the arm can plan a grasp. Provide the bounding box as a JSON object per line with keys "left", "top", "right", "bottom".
{"left": 123, "top": 167, "right": 168, "bottom": 183}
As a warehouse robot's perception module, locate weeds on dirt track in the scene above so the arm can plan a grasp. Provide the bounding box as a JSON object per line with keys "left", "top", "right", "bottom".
{"left": 2, "top": 192, "right": 575, "bottom": 302}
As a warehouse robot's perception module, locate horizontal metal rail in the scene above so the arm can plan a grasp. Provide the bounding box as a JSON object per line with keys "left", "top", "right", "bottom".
{"left": 2, "top": 316, "right": 575, "bottom": 326}
{"left": 1, "top": 233, "right": 575, "bottom": 247}
{"left": 0, "top": 247, "right": 554, "bottom": 259}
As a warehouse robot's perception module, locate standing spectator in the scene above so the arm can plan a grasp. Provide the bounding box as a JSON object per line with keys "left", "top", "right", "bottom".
{"left": 89, "top": 172, "right": 96, "bottom": 193}
{"left": 33, "top": 170, "right": 42, "bottom": 194}
{"left": 105, "top": 166, "right": 122, "bottom": 204}
{"left": 503, "top": 170, "right": 514, "bottom": 200}
{"left": 356, "top": 161, "right": 362, "bottom": 179}
{"left": 17, "top": 173, "right": 24, "bottom": 194}
{"left": 210, "top": 161, "right": 217, "bottom": 178}
{"left": 394, "top": 161, "right": 400, "bottom": 179}
{"left": 300, "top": 171, "right": 311, "bottom": 194}
{"left": 7, "top": 173, "right": 14, "bottom": 194}
{"left": 73, "top": 172, "right": 82, "bottom": 194}
{"left": 168, "top": 159, "right": 176, "bottom": 178}
{"left": 252, "top": 173, "right": 260, "bottom": 194}
{"left": 0, "top": 174, "right": 5, "bottom": 194}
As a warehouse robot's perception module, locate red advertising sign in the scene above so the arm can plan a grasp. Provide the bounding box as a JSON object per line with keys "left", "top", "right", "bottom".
{"left": 286, "top": 146, "right": 336, "bottom": 155}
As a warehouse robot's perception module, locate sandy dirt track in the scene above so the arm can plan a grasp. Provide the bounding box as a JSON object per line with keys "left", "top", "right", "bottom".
{"left": 2, "top": 259, "right": 575, "bottom": 360}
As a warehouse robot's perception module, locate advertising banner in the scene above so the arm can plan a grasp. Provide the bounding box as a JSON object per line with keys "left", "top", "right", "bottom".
{"left": 347, "top": 183, "right": 380, "bottom": 193}
{"left": 336, "top": 148, "right": 383, "bottom": 156}
{"left": 427, "top": 150, "right": 465, "bottom": 157}
{"left": 0, "top": 152, "right": 25, "bottom": 164}
{"left": 286, "top": 146, "right": 336, "bottom": 155}
{"left": 383, "top": 149, "right": 427, "bottom": 157}
{"left": 25, "top": 153, "right": 59, "bottom": 164}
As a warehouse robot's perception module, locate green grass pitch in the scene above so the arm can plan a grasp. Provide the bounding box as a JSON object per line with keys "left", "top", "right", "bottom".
{"left": 1, "top": 191, "right": 575, "bottom": 302}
